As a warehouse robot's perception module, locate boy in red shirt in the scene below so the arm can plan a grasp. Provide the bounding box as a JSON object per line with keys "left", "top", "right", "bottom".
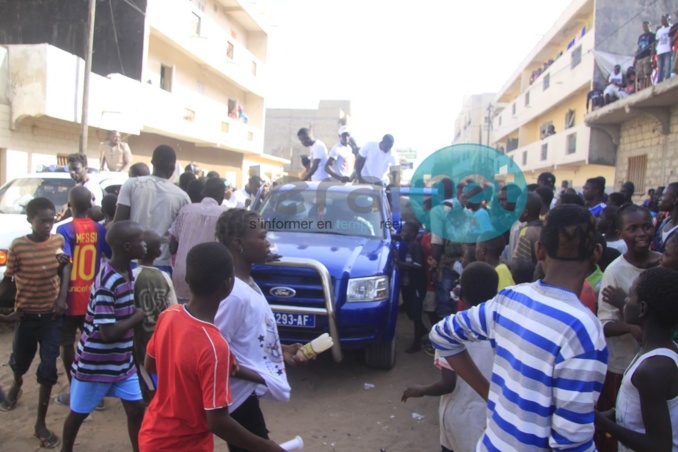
{"left": 55, "top": 186, "right": 111, "bottom": 406}
{"left": 138, "top": 242, "right": 284, "bottom": 452}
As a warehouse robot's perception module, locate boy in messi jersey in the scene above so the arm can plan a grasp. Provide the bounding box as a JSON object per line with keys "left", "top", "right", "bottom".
{"left": 55, "top": 186, "right": 111, "bottom": 407}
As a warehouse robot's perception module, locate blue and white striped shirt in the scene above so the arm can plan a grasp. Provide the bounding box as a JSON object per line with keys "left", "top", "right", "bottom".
{"left": 430, "top": 280, "right": 608, "bottom": 451}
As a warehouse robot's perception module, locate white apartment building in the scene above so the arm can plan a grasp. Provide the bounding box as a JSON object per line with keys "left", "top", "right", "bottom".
{"left": 452, "top": 94, "right": 496, "bottom": 146}
{"left": 0, "top": 0, "right": 287, "bottom": 186}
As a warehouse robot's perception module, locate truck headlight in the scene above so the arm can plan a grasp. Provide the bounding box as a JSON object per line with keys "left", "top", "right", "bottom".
{"left": 347, "top": 276, "right": 389, "bottom": 302}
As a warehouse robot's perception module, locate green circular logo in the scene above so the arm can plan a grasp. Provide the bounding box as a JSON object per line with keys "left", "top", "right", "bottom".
{"left": 409, "top": 144, "right": 527, "bottom": 244}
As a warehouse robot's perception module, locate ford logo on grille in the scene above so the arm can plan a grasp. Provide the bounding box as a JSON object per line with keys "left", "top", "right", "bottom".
{"left": 270, "top": 287, "right": 296, "bottom": 298}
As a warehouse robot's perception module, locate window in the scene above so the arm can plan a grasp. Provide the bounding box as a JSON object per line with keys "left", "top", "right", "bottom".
{"left": 194, "top": 0, "right": 205, "bottom": 11}
{"left": 226, "top": 41, "right": 234, "bottom": 60}
{"left": 627, "top": 155, "right": 647, "bottom": 194}
{"left": 498, "top": 116, "right": 502, "bottom": 126}
{"left": 522, "top": 151, "right": 527, "bottom": 166}
{"left": 507, "top": 138, "right": 519, "bottom": 152}
{"left": 196, "top": 81, "right": 205, "bottom": 94}
{"left": 56, "top": 154, "right": 68, "bottom": 166}
{"left": 251, "top": 61, "right": 257, "bottom": 76}
{"left": 543, "top": 73, "right": 550, "bottom": 90}
{"left": 227, "top": 99, "right": 237, "bottom": 116}
{"left": 183, "top": 108, "right": 195, "bottom": 122}
{"left": 571, "top": 46, "right": 582, "bottom": 69}
{"left": 221, "top": 121, "right": 230, "bottom": 133}
{"left": 565, "top": 110, "right": 576, "bottom": 129}
{"left": 160, "top": 64, "right": 173, "bottom": 92}
{"left": 190, "top": 12, "right": 201, "bottom": 36}
{"left": 541, "top": 143, "right": 548, "bottom": 161}
{"left": 247, "top": 131, "right": 254, "bottom": 141}
{"left": 512, "top": 103, "right": 516, "bottom": 115}
{"left": 525, "top": 91, "right": 530, "bottom": 107}
{"left": 566, "top": 133, "right": 577, "bottom": 154}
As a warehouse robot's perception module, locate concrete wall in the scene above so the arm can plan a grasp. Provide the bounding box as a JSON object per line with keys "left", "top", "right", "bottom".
{"left": 614, "top": 107, "right": 678, "bottom": 197}
{"left": 264, "top": 100, "right": 351, "bottom": 173}
{"left": 0, "top": 0, "right": 147, "bottom": 80}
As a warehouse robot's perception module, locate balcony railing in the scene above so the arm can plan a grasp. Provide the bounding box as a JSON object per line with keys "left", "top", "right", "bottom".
{"left": 506, "top": 125, "right": 591, "bottom": 172}
{"left": 140, "top": 84, "right": 263, "bottom": 153}
{"left": 493, "top": 31, "right": 595, "bottom": 141}
{"left": 147, "top": 0, "right": 265, "bottom": 97}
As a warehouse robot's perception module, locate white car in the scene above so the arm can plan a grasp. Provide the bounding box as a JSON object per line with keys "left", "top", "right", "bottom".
{"left": 0, "top": 170, "right": 127, "bottom": 307}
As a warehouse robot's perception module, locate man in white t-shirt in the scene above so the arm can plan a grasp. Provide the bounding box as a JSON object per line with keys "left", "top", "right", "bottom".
{"left": 297, "top": 128, "right": 329, "bottom": 182}
{"left": 114, "top": 145, "right": 191, "bottom": 272}
{"left": 603, "top": 64, "right": 626, "bottom": 103}
{"left": 355, "top": 134, "right": 397, "bottom": 186}
{"left": 233, "top": 175, "right": 262, "bottom": 209}
{"left": 656, "top": 15, "right": 673, "bottom": 83}
{"left": 325, "top": 126, "right": 355, "bottom": 183}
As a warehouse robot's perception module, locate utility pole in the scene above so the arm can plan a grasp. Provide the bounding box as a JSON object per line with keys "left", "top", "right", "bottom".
{"left": 79, "top": 0, "right": 97, "bottom": 154}
{"left": 485, "top": 103, "right": 494, "bottom": 147}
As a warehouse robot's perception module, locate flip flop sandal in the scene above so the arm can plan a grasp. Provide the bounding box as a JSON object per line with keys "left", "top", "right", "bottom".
{"left": 34, "top": 430, "right": 61, "bottom": 449}
{"left": 0, "top": 389, "right": 22, "bottom": 412}
{"left": 53, "top": 393, "right": 69, "bottom": 407}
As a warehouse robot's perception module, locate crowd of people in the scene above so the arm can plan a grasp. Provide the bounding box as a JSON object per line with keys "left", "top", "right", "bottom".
{"left": 2, "top": 130, "right": 678, "bottom": 451}
{"left": 396, "top": 171, "right": 678, "bottom": 451}
{"left": 589, "top": 14, "right": 678, "bottom": 111}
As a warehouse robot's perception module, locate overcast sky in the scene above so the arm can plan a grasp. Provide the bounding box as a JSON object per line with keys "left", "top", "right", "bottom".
{"left": 263, "top": 0, "right": 572, "bottom": 160}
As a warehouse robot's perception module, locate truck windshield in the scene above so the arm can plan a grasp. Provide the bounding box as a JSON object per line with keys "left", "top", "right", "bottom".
{"left": 258, "top": 189, "right": 386, "bottom": 238}
{"left": 0, "top": 177, "right": 74, "bottom": 214}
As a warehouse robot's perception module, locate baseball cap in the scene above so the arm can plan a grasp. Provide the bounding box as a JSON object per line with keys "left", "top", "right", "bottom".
{"left": 338, "top": 126, "right": 350, "bottom": 136}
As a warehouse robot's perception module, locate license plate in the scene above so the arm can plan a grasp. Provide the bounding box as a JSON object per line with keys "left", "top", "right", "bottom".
{"left": 274, "top": 313, "right": 315, "bottom": 328}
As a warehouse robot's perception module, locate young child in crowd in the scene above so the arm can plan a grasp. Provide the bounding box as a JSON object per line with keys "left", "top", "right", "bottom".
{"left": 138, "top": 242, "right": 285, "bottom": 452}
{"left": 598, "top": 205, "right": 628, "bottom": 254}
{"left": 402, "top": 261, "right": 497, "bottom": 452}
{"left": 595, "top": 266, "right": 678, "bottom": 451}
{"left": 61, "top": 221, "right": 148, "bottom": 452}
{"left": 0, "top": 198, "right": 70, "bottom": 448}
{"left": 430, "top": 204, "right": 608, "bottom": 450}
{"left": 396, "top": 221, "right": 428, "bottom": 353}
{"left": 475, "top": 233, "right": 515, "bottom": 292}
{"left": 653, "top": 181, "right": 678, "bottom": 252}
{"left": 214, "top": 209, "right": 302, "bottom": 450}
{"left": 596, "top": 204, "right": 661, "bottom": 452}
{"left": 55, "top": 186, "right": 111, "bottom": 408}
{"left": 511, "top": 192, "right": 543, "bottom": 267}
{"left": 132, "top": 230, "right": 177, "bottom": 401}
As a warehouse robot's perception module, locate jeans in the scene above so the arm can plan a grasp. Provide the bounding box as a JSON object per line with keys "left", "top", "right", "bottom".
{"left": 10, "top": 314, "right": 63, "bottom": 386}
{"left": 435, "top": 267, "right": 457, "bottom": 318}
{"left": 658, "top": 52, "right": 673, "bottom": 83}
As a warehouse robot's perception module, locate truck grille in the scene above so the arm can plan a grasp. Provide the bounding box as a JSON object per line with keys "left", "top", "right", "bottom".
{"left": 252, "top": 265, "right": 331, "bottom": 308}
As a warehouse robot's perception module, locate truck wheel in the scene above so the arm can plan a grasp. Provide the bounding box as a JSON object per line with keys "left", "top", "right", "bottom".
{"left": 365, "top": 337, "right": 396, "bottom": 370}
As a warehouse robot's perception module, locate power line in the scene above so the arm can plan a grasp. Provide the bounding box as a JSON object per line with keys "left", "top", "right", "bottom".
{"left": 120, "top": 0, "right": 146, "bottom": 16}
{"left": 109, "top": 0, "right": 125, "bottom": 76}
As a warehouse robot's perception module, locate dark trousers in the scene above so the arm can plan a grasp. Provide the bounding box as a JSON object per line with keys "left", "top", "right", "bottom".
{"left": 9, "top": 313, "right": 63, "bottom": 386}
{"left": 227, "top": 393, "right": 269, "bottom": 452}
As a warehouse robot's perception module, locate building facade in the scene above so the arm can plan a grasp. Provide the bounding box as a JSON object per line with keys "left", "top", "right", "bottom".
{"left": 452, "top": 94, "right": 497, "bottom": 146}
{"left": 0, "top": 0, "right": 287, "bottom": 186}
{"left": 585, "top": 77, "right": 678, "bottom": 201}
{"left": 491, "top": 0, "right": 674, "bottom": 191}
{"left": 264, "top": 100, "right": 351, "bottom": 177}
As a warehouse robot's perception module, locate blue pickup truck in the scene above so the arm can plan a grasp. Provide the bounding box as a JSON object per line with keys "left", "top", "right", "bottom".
{"left": 251, "top": 181, "right": 414, "bottom": 369}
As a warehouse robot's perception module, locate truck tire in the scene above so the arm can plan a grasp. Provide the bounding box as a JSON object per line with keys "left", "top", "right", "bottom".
{"left": 365, "top": 336, "right": 396, "bottom": 370}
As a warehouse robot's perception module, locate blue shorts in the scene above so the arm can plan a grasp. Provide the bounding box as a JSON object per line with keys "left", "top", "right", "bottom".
{"left": 70, "top": 373, "right": 142, "bottom": 414}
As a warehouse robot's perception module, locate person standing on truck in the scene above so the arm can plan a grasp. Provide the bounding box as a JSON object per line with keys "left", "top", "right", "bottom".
{"left": 297, "top": 128, "right": 329, "bottom": 182}
{"left": 325, "top": 126, "right": 354, "bottom": 183}
{"left": 355, "top": 134, "right": 398, "bottom": 186}
{"left": 214, "top": 209, "right": 303, "bottom": 451}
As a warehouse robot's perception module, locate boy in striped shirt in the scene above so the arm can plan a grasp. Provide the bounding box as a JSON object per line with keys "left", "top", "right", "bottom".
{"left": 61, "top": 221, "right": 147, "bottom": 452}
{"left": 0, "top": 197, "right": 71, "bottom": 448}
{"left": 431, "top": 204, "right": 609, "bottom": 451}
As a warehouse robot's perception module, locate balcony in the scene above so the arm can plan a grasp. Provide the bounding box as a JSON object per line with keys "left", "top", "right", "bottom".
{"left": 506, "top": 125, "right": 591, "bottom": 173}
{"left": 4, "top": 44, "right": 142, "bottom": 134}
{"left": 493, "top": 31, "right": 594, "bottom": 142}
{"left": 140, "top": 84, "right": 263, "bottom": 154}
{"left": 147, "top": 0, "right": 265, "bottom": 97}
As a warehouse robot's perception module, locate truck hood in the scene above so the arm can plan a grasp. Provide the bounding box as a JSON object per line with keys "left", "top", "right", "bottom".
{"left": 0, "top": 214, "right": 31, "bottom": 249}
{"left": 268, "top": 231, "right": 392, "bottom": 279}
